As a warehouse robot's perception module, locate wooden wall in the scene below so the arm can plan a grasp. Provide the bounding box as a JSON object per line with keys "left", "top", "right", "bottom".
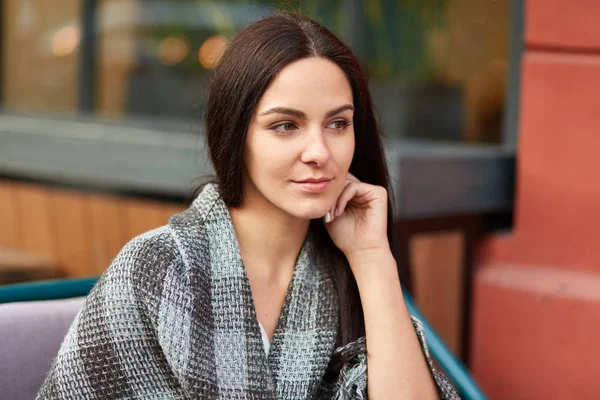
{"left": 0, "top": 179, "right": 186, "bottom": 278}
{"left": 411, "top": 231, "right": 464, "bottom": 356}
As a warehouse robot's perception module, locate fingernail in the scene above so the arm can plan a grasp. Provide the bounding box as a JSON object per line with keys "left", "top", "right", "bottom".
{"left": 324, "top": 211, "right": 331, "bottom": 223}
{"left": 334, "top": 207, "right": 339, "bottom": 216}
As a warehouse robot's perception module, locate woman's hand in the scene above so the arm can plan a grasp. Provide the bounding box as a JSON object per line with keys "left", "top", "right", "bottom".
{"left": 324, "top": 173, "right": 390, "bottom": 264}
{"left": 325, "top": 176, "right": 441, "bottom": 399}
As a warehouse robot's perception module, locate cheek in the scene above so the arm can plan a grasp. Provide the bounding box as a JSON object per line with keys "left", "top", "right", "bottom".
{"left": 331, "top": 134, "right": 355, "bottom": 192}
{"left": 335, "top": 132, "right": 355, "bottom": 172}
{"left": 246, "top": 138, "right": 295, "bottom": 183}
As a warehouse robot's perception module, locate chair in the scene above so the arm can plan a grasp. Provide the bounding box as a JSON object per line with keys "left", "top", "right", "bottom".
{"left": 0, "top": 296, "right": 86, "bottom": 400}
{"left": 0, "top": 278, "right": 487, "bottom": 400}
{"left": 0, "top": 278, "right": 96, "bottom": 399}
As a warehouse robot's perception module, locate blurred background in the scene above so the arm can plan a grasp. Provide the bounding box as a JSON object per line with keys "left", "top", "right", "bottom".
{"left": 2, "top": 0, "right": 598, "bottom": 399}
{"left": 1, "top": 0, "right": 510, "bottom": 142}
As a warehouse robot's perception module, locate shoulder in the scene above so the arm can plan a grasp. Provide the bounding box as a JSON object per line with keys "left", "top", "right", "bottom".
{"left": 100, "top": 225, "right": 185, "bottom": 298}
{"left": 99, "top": 183, "right": 230, "bottom": 298}
{"left": 110, "top": 183, "right": 224, "bottom": 280}
{"left": 112, "top": 225, "right": 181, "bottom": 274}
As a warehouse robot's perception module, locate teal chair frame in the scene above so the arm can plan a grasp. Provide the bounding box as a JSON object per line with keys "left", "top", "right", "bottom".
{"left": 0, "top": 278, "right": 486, "bottom": 399}
{"left": 402, "top": 289, "right": 487, "bottom": 400}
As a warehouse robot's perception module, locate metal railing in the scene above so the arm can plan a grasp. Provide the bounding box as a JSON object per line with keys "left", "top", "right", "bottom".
{"left": 403, "top": 289, "right": 488, "bottom": 400}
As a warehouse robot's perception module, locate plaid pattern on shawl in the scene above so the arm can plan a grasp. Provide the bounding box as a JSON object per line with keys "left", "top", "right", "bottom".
{"left": 37, "top": 184, "right": 460, "bottom": 399}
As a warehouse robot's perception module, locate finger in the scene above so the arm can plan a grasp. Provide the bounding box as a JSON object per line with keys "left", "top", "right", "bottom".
{"left": 330, "top": 174, "right": 358, "bottom": 221}
{"left": 335, "top": 182, "right": 360, "bottom": 216}
{"left": 323, "top": 207, "right": 331, "bottom": 223}
{"left": 324, "top": 200, "right": 338, "bottom": 223}
{"left": 345, "top": 172, "right": 360, "bottom": 183}
{"left": 338, "top": 182, "right": 381, "bottom": 216}
{"left": 328, "top": 203, "right": 337, "bottom": 223}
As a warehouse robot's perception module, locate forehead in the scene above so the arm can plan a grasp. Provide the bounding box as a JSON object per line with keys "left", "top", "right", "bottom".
{"left": 256, "top": 57, "right": 353, "bottom": 113}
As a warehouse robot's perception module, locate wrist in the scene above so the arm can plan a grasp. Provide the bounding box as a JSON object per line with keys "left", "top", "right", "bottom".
{"left": 351, "top": 254, "right": 403, "bottom": 303}
{"left": 345, "top": 246, "right": 398, "bottom": 283}
{"left": 344, "top": 244, "right": 393, "bottom": 266}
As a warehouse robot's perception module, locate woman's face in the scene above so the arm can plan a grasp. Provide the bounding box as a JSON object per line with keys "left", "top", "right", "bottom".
{"left": 243, "top": 57, "right": 355, "bottom": 220}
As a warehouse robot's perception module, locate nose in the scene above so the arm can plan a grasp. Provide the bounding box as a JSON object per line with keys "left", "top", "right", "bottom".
{"left": 300, "top": 127, "right": 330, "bottom": 166}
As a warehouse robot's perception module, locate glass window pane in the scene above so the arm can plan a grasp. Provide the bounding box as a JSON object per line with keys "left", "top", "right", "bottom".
{"left": 363, "top": 0, "right": 510, "bottom": 144}
{"left": 1, "top": 0, "right": 81, "bottom": 114}
{"left": 96, "top": 0, "right": 509, "bottom": 144}
{"left": 97, "top": 0, "right": 275, "bottom": 120}
{"left": 1, "top": 0, "right": 509, "bottom": 144}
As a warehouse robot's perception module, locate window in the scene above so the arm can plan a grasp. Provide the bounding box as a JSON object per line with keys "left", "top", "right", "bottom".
{"left": 1, "top": 0, "right": 510, "bottom": 144}
{"left": 1, "top": 0, "right": 81, "bottom": 114}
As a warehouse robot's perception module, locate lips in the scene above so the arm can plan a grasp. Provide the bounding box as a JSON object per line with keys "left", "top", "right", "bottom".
{"left": 293, "top": 178, "right": 332, "bottom": 193}
{"left": 295, "top": 178, "right": 332, "bottom": 183}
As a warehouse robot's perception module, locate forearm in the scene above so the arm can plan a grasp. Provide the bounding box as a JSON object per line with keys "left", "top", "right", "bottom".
{"left": 349, "top": 249, "right": 439, "bottom": 400}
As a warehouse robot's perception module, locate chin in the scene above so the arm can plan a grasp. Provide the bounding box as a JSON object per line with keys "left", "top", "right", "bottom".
{"left": 283, "top": 200, "right": 331, "bottom": 220}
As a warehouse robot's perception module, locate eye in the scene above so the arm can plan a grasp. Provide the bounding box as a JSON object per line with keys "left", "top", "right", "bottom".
{"left": 271, "top": 122, "right": 298, "bottom": 134}
{"left": 327, "top": 119, "right": 350, "bottom": 131}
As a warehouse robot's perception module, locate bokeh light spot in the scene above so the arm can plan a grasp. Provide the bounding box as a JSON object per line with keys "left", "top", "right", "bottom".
{"left": 157, "top": 36, "right": 190, "bottom": 66}
{"left": 198, "top": 35, "right": 228, "bottom": 69}
{"left": 52, "top": 26, "right": 80, "bottom": 57}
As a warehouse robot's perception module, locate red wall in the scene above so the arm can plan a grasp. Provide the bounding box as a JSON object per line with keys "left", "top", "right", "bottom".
{"left": 470, "top": 1, "right": 600, "bottom": 399}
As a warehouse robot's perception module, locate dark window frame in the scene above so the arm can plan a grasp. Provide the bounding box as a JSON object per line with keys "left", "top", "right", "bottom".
{"left": 78, "top": 0, "right": 97, "bottom": 112}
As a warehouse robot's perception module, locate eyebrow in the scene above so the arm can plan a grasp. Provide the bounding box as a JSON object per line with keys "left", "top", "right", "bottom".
{"left": 258, "top": 104, "right": 354, "bottom": 119}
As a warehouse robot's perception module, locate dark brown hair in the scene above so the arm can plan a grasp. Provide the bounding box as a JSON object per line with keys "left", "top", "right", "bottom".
{"left": 204, "top": 12, "right": 393, "bottom": 378}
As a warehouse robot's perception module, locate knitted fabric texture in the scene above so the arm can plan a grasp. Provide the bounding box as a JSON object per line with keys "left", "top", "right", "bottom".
{"left": 37, "top": 184, "right": 460, "bottom": 399}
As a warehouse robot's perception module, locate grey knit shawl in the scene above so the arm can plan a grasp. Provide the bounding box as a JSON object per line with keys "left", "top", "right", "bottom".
{"left": 37, "top": 184, "right": 460, "bottom": 399}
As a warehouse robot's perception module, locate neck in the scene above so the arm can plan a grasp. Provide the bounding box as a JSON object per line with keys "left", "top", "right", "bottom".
{"left": 229, "top": 193, "right": 310, "bottom": 283}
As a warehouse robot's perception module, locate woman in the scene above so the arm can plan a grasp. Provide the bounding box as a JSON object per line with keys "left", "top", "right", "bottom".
{"left": 38, "top": 13, "right": 459, "bottom": 399}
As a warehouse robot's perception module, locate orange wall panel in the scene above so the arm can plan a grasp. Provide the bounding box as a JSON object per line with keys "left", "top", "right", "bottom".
{"left": 51, "top": 189, "right": 96, "bottom": 277}
{"left": 526, "top": 0, "right": 600, "bottom": 51}
{"left": 0, "top": 181, "right": 22, "bottom": 248}
{"left": 471, "top": 264, "right": 600, "bottom": 399}
{"left": 158, "top": 203, "right": 187, "bottom": 224}
{"left": 123, "top": 199, "right": 181, "bottom": 241}
{"left": 89, "top": 194, "right": 128, "bottom": 274}
{"left": 473, "top": 3, "right": 600, "bottom": 397}
{"left": 481, "top": 52, "right": 600, "bottom": 273}
{"left": 411, "top": 231, "right": 464, "bottom": 356}
{"left": 1, "top": 180, "right": 188, "bottom": 279}
{"left": 14, "top": 183, "right": 58, "bottom": 261}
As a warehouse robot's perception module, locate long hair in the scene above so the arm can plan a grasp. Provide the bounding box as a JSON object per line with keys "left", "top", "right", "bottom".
{"left": 204, "top": 12, "right": 393, "bottom": 378}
